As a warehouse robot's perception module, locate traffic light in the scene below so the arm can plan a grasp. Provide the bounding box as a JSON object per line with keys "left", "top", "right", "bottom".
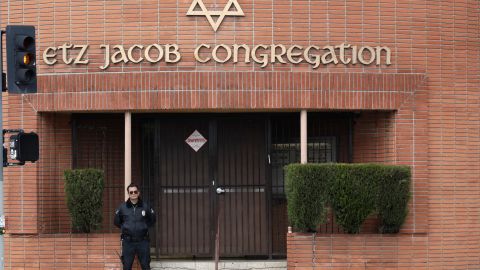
{"left": 9, "top": 132, "right": 39, "bottom": 164}
{"left": 2, "top": 146, "right": 7, "bottom": 167}
{"left": 6, "top": 25, "right": 37, "bottom": 94}
{"left": 1, "top": 73, "right": 6, "bottom": 92}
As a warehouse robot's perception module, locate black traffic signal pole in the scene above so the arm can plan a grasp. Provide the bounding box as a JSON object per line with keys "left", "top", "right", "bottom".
{"left": 0, "top": 29, "right": 5, "bottom": 270}
{"left": 0, "top": 26, "right": 38, "bottom": 270}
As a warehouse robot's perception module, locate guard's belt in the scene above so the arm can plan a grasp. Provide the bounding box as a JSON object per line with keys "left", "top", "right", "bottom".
{"left": 121, "top": 234, "right": 149, "bottom": 242}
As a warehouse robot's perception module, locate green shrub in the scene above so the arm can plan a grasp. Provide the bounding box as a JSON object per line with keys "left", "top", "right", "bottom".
{"left": 64, "top": 168, "right": 105, "bottom": 233}
{"left": 328, "top": 164, "right": 379, "bottom": 233}
{"left": 376, "top": 165, "right": 410, "bottom": 233}
{"left": 284, "top": 164, "right": 330, "bottom": 232}
{"left": 284, "top": 163, "right": 411, "bottom": 234}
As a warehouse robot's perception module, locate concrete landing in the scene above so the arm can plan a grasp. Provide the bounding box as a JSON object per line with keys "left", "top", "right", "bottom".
{"left": 151, "top": 260, "right": 287, "bottom": 270}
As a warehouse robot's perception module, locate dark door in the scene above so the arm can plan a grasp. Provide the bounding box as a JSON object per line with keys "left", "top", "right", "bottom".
{"left": 215, "top": 117, "right": 269, "bottom": 257}
{"left": 142, "top": 117, "right": 212, "bottom": 257}
{"left": 142, "top": 115, "right": 269, "bottom": 258}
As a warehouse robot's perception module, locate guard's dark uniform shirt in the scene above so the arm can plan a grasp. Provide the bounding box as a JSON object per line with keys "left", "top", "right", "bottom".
{"left": 114, "top": 199, "right": 156, "bottom": 270}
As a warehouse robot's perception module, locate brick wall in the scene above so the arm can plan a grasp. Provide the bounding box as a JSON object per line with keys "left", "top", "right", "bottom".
{"left": 353, "top": 111, "right": 396, "bottom": 164}
{"left": 4, "top": 233, "right": 122, "bottom": 269}
{"left": 37, "top": 113, "right": 72, "bottom": 233}
{"left": 3, "top": 94, "right": 39, "bottom": 233}
{"left": 287, "top": 233, "right": 430, "bottom": 269}
{"left": 0, "top": 0, "right": 479, "bottom": 269}
{"left": 29, "top": 72, "right": 422, "bottom": 111}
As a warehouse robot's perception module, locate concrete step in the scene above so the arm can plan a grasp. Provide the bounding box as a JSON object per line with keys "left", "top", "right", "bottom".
{"left": 151, "top": 260, "right": 287, "bottom": 270}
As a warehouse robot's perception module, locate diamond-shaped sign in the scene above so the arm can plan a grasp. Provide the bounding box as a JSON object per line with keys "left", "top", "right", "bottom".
{"left": 185, "top": 130, "right": 207, "bottom": 152}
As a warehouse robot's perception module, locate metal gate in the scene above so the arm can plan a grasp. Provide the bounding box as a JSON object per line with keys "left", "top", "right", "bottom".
{"left": 141, "top": 115, "right": 269, "bottom": 258}
{"left": 214, "top": 117, "right": 269, "bottom": 257}
{"left": 140, "top": 113, "right": 351, "bottom": 258}
{"left": 142, "top": 117, "right": 212, "bottom": 257}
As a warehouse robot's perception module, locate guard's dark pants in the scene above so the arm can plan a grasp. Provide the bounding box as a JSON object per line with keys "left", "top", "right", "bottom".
{"left": 121, "top": 239, "right": 151, "bottom": 270}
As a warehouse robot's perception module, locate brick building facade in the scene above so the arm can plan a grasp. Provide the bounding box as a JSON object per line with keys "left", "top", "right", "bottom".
{"left": 1, "top": 0, "right": 479, "bottom": 269}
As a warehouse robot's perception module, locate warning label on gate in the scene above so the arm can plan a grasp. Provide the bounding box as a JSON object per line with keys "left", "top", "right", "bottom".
{"left": 185, "top": 130, "right": 207, "bottom": 152}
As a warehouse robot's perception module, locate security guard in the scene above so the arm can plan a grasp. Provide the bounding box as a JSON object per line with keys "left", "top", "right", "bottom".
{"left": 114, "top": 183, "right": 156, "bottom": 270}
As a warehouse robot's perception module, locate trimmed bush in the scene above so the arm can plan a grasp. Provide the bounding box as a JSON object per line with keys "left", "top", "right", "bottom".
{"left": 284, "top": 164, "right": 330, "bottom": 232}
{"left": 328, "top": 164, "right": 379, "bottom": 233}
{"left": 285, "top": 163, "right": 411, "bottom": 234}
{"left": 376, "top": 165, "right": 410, "bottom": 233}
{"left": 64, "top": 168, "right": 105, "bottom": 233}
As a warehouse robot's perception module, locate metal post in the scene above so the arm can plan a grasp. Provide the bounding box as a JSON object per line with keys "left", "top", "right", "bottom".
{"left": 124, "top": 112, "right": 131, "bottom": 200}
{"left": 0, "top": 29, "right": 5, "bottom": 270}
{"left": 300, "top": 110, "right": 307, "bottom": 164}
{"left": 214, "top": 200, "right": 222, "bottom": 270}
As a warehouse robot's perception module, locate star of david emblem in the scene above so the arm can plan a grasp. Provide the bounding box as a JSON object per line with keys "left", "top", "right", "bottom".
{"left": 187, "top": 0, "right": 245, "bottom": 32}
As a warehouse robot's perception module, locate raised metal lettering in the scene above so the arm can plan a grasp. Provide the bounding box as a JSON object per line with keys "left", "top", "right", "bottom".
{"left": 287, "top": 45, "right": 303, "bottom": 64}
{"left": 43, "top": 47, "right": 57, "bottom": 65}
{"left": 194, "top": 44, "right": 211, "bottom": 63}
{"left": 59, "top": 43, "right": 74, "bottom": 65}
{"left": 127, "top": 45, "right": 144, "bottom": 63}
{"left": 111, "top": 45, "right": 129, "bottom": 64}
{"left": 212, "top": 44, "right": 232, "bottom": 63}
{"left": 145, "top": 44, "right": 164, "bottom": 63}
{"left": 321, "top": 46, "right": 339, "bottom": 65}
{"left": 73, "top": 45, "right": 89, "bottom": 65}
{"left": 358, "top": 46, "right": 375, "bottom": 65}
{"left": 165, "top": 44, "right": 181, "bottom": 63}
